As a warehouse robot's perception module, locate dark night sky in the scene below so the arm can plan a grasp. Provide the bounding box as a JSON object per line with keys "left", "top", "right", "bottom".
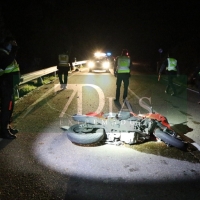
{"left": 1, "top": 0, "right": 200, "bottom": 72}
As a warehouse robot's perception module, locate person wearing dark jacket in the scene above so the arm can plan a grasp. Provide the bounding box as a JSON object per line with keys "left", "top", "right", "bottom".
{"left": 0, "top": 36, "right": 20, "bottom": 139}
{"left": 158, "top": 55, "right": 180, "bottom": 96}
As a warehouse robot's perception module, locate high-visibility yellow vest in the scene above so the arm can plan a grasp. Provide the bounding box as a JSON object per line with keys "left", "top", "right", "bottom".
{"left": 167, "top": 58, "right": 177, "bottom": 71}
{"left": 0, "top": 49, "right": 20, "bottom": 76}
{"left": 58, "top": 54, "right": 69, "bottom": 67}
{"left": 4, "top": 60, "right": 20, "bottom": 74}
{"left": 117, "top": 56, "right": 130, "bottom": 73}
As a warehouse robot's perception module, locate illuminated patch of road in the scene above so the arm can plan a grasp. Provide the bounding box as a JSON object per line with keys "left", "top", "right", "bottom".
{"left": 13, "top": 71, "right": 200, "bottom": 181}
{"left": 33, "top": 129, "right": 200, "bottom": 182}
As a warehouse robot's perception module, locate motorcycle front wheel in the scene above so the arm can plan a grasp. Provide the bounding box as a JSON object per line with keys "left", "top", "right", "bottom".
{"left": 154, "top": 128, "right": 186, "bottom": 150}
{"left": 66, "top": 124, "right": 105, "bottom": 145}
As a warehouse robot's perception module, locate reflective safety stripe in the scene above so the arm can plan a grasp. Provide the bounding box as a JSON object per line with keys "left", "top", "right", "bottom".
{"left": 117, "top": 56, "right": 130, "bottom": 73}
{"left": 58, "top": 54, "right": 69, "bottom": 66}
{"left": 167, "top": 58, "right": 177, "bottom": 71}
{"left": 117, "top": 70, "right": 130, "bottom": 73}
{"left": 9, "top": 101, "right": 12, "bottom": 110}
{"left": 4, "top": 60, "right": 20, "bottom": 73}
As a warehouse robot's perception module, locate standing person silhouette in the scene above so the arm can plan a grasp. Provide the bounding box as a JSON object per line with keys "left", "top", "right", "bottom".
{"left": 0, "top": 36, "right": 20, "bottom": 139}
{"left": 57, "top": 51, "right": 73, "bottom": 89}
{"left": 114, "top": 49, "right": 131, "bottom": 102}
{"left": 158, "top": 54, "right": 180, "bottom": 96}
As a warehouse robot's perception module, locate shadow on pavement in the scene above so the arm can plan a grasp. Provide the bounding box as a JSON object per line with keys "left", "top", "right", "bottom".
{"left": 64, "top": 175, "right": 200, "bottom": 200}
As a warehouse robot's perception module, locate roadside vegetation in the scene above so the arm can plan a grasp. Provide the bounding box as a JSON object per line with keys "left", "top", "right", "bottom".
{"left": 15, "top": 75, "right": 57, "bottom": 100}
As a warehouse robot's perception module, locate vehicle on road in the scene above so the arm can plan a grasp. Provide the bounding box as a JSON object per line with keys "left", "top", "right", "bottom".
{"left": 66, "top": 103, "right": 187, "bottom": 150}
{"left": 87, "top": 52, "right": 111, "bottom": 72}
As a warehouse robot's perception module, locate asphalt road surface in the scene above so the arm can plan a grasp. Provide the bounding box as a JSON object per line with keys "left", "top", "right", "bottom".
{"left": 0, "top": 66, "right": 200, "bottom": 200}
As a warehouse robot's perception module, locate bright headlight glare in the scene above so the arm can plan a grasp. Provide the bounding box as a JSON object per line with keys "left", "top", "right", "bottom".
{"left": 102, "top": 61, "right": 110, "bottom": 69}
{"left": 88, "top": 61, "right": 95, "bottom": 68}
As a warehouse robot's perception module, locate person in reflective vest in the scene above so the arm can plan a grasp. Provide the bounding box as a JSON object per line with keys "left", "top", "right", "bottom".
{"left": 57, "top": 51, "right": 73, "bottom": 89}
{"left": 0, "top": 36, "right": 20, "bottom": 139}
{"left": 158, "top": 54, "right": 180, "bottom": 96}
{"left": 114, "top": 49, "right": 131, "bottom": 102}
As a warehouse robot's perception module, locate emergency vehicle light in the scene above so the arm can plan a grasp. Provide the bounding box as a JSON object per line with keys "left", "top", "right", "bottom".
{"left": 94, "top": 52, "right": 106, "bottom": 58}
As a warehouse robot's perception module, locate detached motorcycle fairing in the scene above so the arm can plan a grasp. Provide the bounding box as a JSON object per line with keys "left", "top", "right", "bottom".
{"left": 66, "top": 111, "right": 186, "bottom": 150}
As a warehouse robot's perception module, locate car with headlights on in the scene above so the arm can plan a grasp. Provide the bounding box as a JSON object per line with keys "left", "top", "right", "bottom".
{"left": 87, "top": 52, "right": 111, "bottom": 72}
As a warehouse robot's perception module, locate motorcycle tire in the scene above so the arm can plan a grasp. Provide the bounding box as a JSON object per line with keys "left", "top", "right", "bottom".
{"left": 154, "top": 128, "right": 186, "bottom": 150}
{"left": 66, "top": 124, "right": 104, "bottom": 144}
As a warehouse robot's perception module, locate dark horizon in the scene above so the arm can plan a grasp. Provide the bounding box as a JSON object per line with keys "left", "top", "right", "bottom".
{"left": 1, "top": 0, "right": 200, "bottom": 73}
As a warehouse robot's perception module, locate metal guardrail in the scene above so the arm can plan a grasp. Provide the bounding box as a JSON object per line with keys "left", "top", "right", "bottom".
{"left": 16, "top": 60, "right": 87, "bottom": 98}
{"left": 19, "top": 60, "right": 87, "bottom": 85}
{"left": 73, "top": 60, "right": 88, "bottom": 66}
{"left": 20, "top": 66, "right": 57, "bottom": 85}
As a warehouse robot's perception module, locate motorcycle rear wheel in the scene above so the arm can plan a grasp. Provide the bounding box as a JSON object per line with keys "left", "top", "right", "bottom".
{"left": 67, "top": 124, "right": 104, "bottom": 144}
{"left": 154, "top": 129, "right": 186, "bottom": 150}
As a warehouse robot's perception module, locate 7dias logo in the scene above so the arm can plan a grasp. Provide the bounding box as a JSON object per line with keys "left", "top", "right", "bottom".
{"left": 57, "top": 84, "right": 152, "bottom": 118}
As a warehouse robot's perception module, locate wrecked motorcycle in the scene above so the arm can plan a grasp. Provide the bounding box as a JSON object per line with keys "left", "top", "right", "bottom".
{"left": 66, "top": 110, "right": 186, "bottom": 150}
